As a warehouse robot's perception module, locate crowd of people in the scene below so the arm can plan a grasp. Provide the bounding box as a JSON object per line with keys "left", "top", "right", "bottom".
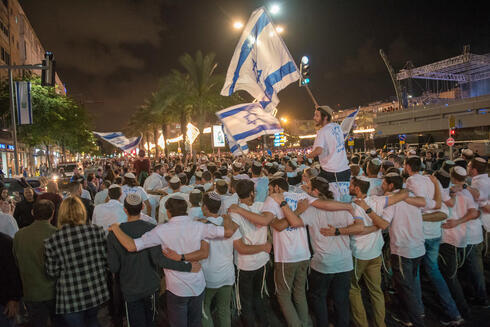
{"left": 0, "top": 106, "right": 489, "bottom": 327}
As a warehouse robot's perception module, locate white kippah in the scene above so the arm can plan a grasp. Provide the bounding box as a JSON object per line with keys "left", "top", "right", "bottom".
{"left": 475, "top": 157, "right": 487, "bottom": 163}
{"left": 108, "top": 184, "right": 120, "bottom": 190}
{"left": 265, "top": 162, "right": 273, "bottom": 167}
{"left": 385, "top": 172, "right": 400, "bottom": 178}
{"left": 462, "top": 149, "right": 473, "bottom": 156}
{"left": 170, "top": 176, "right": 180, "bottom": 184}
{"left": 273, "top": 171, "right": 285, "bottom": 178}
{"left": 191, "top": 189, "right": 201, "bottom": 194}
{"left": 169, "top": 194, "right": 186, "bottom": 201}
{"left": 356, "top": 176, "right": 371, "bottom": 182}
{"left": 125, "top": 193, "right": 142, "bottom": 205}
{"left": 195, "top": 171, "right": 203, "bottom": 178}
{"left": 124, "top": 172, "right": 136, "bottom": 179}
{"left": 208, "top": 192, "right": 221, "bottom": 202}
{"left": 371, "top": 158, "right": 382, "bottom": 166}
{"left": 453, "top": 166, "right": 467, "bottom": 177}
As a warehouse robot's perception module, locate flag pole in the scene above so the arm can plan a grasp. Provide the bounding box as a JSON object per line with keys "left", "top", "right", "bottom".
{"left": 304, "top": 84, "right": 319, "bottom": 108}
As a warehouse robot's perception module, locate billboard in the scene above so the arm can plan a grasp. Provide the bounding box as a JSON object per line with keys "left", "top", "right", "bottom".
{"left": 212, "top": 125, "right": 226, "bottom": 148}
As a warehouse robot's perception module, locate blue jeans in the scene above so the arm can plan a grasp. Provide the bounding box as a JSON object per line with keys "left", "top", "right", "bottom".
{"left": 308, "top": 269, "right": 351, "bottom": 327}
{"left": 62, "top": 306, "right": 99, "bottom": 327}
{"left": 166, "top": 290, "right": 204, "bottom": 327}
{"left": 415, "top": 237, "right": 461, "bottom": 320}
{"left": 125, "top": 292, "right": 158, "bottom": 327}
{"left": 463, "top": 242, "right": 488, "bottom": 304}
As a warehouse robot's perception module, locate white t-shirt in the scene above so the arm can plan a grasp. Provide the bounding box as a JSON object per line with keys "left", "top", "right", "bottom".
{"left": 350, "top": 196, "right": 388, "bottom": 260}
{"left": 301, "top": 206, "right": 355, "bottom": 274}
{"left": 231, "top": 202, "right": 269, "bottom": 271}
{"left": 367, "top": 177, "right": 384, "bottom": 196}
{"left": 383, "top": 191, "right": 426, "bottom": 258}
{"left": 261, "top": 192, "right": 314, "bottom": 263}
{"left": 143, "top": 172, "right": 165, "bottom": 192}
{"left": 158, "top": 191, "right": 190, "bottom": 223}
{"left": 442, "top": 189, "right": 476, "bottom": 248}
{"left": 313, "top": 123, "right": 349, "bottom": 173}
{"left": 202, "top": 224, "right": 242, "bottom": 289}
{"left": 406, "top": 174, "right": 440, "bottom": 240}
{"left": 121, "top": 185, "right": 149, "bottom": 203}
{"left": 0, "top": 212, "right": 18, "bottom": 238}
{"left": 470, "top": 174, "right": 490, "bottom": 232}
{"left": 134, "top": 215, "right": 224, "bottom": 297}
{"left": 219, "top": 193, "right": 239, "bottom": 216}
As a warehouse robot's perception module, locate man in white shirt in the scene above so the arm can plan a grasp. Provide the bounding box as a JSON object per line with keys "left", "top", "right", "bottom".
{"left": 0, "top": 200, "right": 18, "bottom": 238}
{"left": 306, "top": 106, "right": 350, "bottom": 201}
{"left": 108, "top": 194, "right": 235, "bottom": 327}
{"left": 158, "top": 176, "right": 189, "bottom": 223}
{"left": 348, "top": 176, "right": 409, "bottom": 327}
{"left": 439, "top": 166, "right": 480, "bottom": 319}
{"left": 365, "top": 159, "right": 384, "bottom": 196}
{"left": 227, "top": 179, "right": 272, "bottom": 327}
{"left": 405, "top": 157, "right": 462, "bottom": 322}
{"left": 93, "top": 185, "right": 127, "bottom": 233}
{"left": 268, "top": 177, "right": 364, "bottom": 327}
{"left": 94, "top": 180, "right": 111, "bottom": 206}
{"left": 381, "top": 173, "right": 439, "bottom": 327}
{"left": 199, "top": 192, "right": 264, "bottom": 327}
{"left": 143, "top": 164, "right": 167, "bottom": 220}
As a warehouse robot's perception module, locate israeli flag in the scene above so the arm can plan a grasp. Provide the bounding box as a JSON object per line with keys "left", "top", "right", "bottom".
{"left": 221, "top": 7, "right": 300, "bottom": 111}
{"left": 217, "top": 103, "right": 282, "bottom": 153}
{"left": 223, "top": 125, "right": 249, "bottom": 156}
{"left": 340, "top": 108, "right": 359, "bottom": 140}
{"left": 93, "top": 132, "right": 142, "bottom": 153}
{"left": 15, "top": 81, "right": 33, "bottom": 125}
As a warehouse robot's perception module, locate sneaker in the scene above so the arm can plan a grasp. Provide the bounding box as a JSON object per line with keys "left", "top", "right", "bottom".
{"left": 391, "top": 314, "right": 413, "bottom": 326}
{"left": 440, "top": 317, "right": 464, "bottom": 326}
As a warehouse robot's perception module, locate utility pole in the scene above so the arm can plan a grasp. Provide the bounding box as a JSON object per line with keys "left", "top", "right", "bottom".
{"left": 0, "top": 52, "right": 55, "bottom": 175}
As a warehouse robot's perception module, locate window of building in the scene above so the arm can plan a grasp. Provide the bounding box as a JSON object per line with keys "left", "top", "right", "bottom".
{"left": 0, "top": 20, "right": 8, "bottom": 37}
{"left": 1, "top": 47, "right": 10, "bottom": 64}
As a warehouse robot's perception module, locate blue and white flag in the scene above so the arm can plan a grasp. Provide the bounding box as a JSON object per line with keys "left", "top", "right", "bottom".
{"left": 222, "top": 125, "right": 249, "bottom": 156}
{"left": 216, "top": 103, "right": 283, "bottom": 152}
{"left": 340, "top": 107, "right": 359, "bottom": 140}
{"left": 93, "top": 132, "right": 142, "bottom": 153}
{"left": 221, "top": 7, "right": 300, "bottom": 111}
{"left": 15, "top": 81, "right": 33, "bottom": 125}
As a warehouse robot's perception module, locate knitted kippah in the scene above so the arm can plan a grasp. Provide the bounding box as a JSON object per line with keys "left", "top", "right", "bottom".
{"left": 126, "top": 193, "right": 142, "bottom": 205}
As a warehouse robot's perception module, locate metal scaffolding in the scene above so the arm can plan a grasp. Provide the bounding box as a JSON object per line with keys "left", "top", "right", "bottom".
{"left": 396, "top": 52, "right": 490, "bottom": 83}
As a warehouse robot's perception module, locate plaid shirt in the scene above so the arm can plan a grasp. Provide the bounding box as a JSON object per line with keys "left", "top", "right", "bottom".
{"left": 44, "top": 224, "right": 109, "bottom": 314}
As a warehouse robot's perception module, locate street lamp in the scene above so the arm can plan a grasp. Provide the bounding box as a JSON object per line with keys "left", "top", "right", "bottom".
{"left": 275, "top": 25, "right": 284, "bottom": 34}
{"left": 233, "top": 21, "right": 244, "bottom": 30}
{"left": 270, "top": 4, "right": 280, "bottom": 15}
{"left": 280, "top": 117, "right": 288, "bottom": 123}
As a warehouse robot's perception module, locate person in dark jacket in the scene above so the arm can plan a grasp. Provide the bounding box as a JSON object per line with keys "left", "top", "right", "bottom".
{"left": 13, "top": 187, "right": 37, "bottom": 228}
{"left": 0, "top": 232, "right": 22, "bottom": 326}
{"left": 107, "top": 193, "right": 200, "bottom": 326}
{"left": 67, "top": 182, "right": 94, "bottom": 223}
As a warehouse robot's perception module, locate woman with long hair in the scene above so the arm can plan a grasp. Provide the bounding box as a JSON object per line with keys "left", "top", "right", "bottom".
{"left": 44, "top": 197, "right": 109, "bottom": 327}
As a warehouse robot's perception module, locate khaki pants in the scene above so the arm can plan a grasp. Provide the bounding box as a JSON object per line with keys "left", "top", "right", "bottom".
{"left": 274, "top": 260, "right": 311, "bottom": 327}
{"left": 349, "top": 255, "right": 386, "bottom": 327}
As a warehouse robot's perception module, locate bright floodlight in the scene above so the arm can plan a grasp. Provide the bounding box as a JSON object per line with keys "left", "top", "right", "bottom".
{"left": 301, "top": 56, "right": 309, "bottom": 65}
{"left": 280, "top": 117, "right": 288, "bottom": 123}
{"left": 233, "top": 21, "right": 244, "bottom": 29}
{"left": 270, "top": 4, "right": 280, "bottom": 15}
{"left": 276, "top": 25, "right": 284, "bottom": 34}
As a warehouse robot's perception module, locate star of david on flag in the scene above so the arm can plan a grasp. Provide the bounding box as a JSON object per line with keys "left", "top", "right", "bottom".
{"left": 221, "top": 7, "right": 300, "bottom": 112}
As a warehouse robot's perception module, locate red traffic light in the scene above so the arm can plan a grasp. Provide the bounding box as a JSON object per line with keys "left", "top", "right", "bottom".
{"left": 450, "top": 129, "right": 455, "bottom": 136}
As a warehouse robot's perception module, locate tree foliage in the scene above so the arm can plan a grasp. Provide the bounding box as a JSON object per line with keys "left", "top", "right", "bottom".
{"left": 0, "top": 77, "right": 97, "bottom": 154}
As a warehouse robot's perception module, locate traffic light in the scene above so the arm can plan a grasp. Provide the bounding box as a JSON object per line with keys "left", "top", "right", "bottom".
{"left": 450, "top": 128, "right": 456, "bottom": 136}
{"left": 299, "top": 56, "right": 310, "bottom": 86}
{"left": 41, "top": 52, "right": 56, "bottom": 87}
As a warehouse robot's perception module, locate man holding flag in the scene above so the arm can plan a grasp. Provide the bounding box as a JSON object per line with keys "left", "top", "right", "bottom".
{"left": 307, "top": 106, "right": 351, "bottom": 201}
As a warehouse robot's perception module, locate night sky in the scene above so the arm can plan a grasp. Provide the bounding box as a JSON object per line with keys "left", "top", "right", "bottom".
{"left": 22, "top": 0, "right": 490, "bottom": 131}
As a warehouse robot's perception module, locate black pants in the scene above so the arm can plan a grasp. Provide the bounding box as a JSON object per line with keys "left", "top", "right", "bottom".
{"left": 238, "top": 265, "right": 269, "bottom": 327}
{"left": 391, "top": 254, "right": 425, "bottom": 327}
{"left": 166, "top": 290, "right": 204, "bottom": 327}
{"left": 308, "top": 269, "right": 351, "bottom": 327}
{"left": 439, "top": 243, "right": 470, "bottom": 317}
{"left": 318, "top": 168, "right": 351, "bottom": 183}
{"left": 24, "top": 299, "right": 62, "bottom": 327}
{"left": 125, "top": 291, "right": 158, "bottom": 327}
